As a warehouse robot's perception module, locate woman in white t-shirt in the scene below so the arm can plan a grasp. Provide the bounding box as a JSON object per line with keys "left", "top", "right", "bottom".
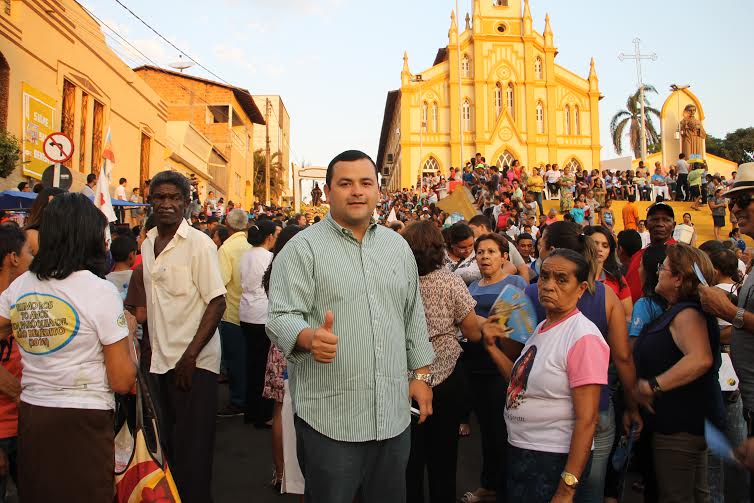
{"left": 0, "top": 193, "right": 136, "bottom": 502}
{"left": 239, "top": 219, "right": 281, "bottom": 428}
{"left": 483, "top": 248, "right": 609, "bottom": 502}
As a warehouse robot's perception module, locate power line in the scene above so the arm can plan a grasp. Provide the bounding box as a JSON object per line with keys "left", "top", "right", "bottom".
{"left": 112, "top": 0, "right": 231, "bottom": 85}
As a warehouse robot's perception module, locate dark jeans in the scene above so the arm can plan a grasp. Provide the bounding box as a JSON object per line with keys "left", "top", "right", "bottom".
{"left": 151, "top": 368, "right": 218, "bottom": 503}
{"left": 219, "top": 321, "right": 246, "bottom": 408}
{"left": 676, "top": 173, "right": 689, "bottom": 201}
{"left": 295, "top": 416, "right": 411, "bottom": 503}
{"left": 0, "top": 437, "right": 17, "bottom": 503}
{"left": 407, "top": 365, "right": 466, "bottom": 503}
{"left": 745, "top": 408, "right": 754, "bottom": 503}
{"left": 468, "top": 372, "right": 507, "bottom": 495}
{"left": 533, "top": 192, "right": 544, "bottom": 215}
{"left": 241, "top": 321, "right": 273, "bottom": 424}
{"left": 507, "top": 444, "right": 592, "bottom": 502}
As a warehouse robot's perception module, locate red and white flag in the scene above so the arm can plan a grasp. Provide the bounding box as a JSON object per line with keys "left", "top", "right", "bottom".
{"left": 94, "top": 128, "right": 117, "bottom": 223}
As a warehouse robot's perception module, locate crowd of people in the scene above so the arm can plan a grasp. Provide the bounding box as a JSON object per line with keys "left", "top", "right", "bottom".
{"left": 0, "top": 149, "right": 753, "bottom": 503}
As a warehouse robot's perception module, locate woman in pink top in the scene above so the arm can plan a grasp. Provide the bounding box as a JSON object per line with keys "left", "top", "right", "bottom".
{"left": 483, "top": 248, "right": 609, "bottom": 502}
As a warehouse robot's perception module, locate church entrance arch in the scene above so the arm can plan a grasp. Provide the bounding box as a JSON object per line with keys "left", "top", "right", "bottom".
{"left": 495, "top": 150, "right": 516, "bottom": 169}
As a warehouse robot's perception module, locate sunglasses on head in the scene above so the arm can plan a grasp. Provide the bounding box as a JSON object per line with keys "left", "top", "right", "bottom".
{"left": 729, "top": 193, "right": 753, "bottom": 212}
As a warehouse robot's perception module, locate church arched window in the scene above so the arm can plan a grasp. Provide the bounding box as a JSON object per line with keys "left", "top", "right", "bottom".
{"left": 432, "top": 102, "right": 439, "bottom": 132}
{"left": 421, "top": 101, "right": 428, "bottom": 131}
{"left": 565, "top": 158, "right": 582, "bottom": 172}
{"left": 536, "top": 101, "right": 544, "bottom": 134}
{"left": 506, "top": 82, "right": 515, "bottom": 121}
{"left": 564, "top": 105, "right": 571, "bottom": 135}
{"left": 574, "top": 106, "right": 580, "bottom": 135}
{"left": 535, "top": 57, "right": 543, "bottom": 80}
{"left": 463, "top": 99, "right": 472, "bottom": 130}
{"left": 462, "top": 54, "right": 471, "bottom": 77}
{"left": 496, "top": 150, "right": 515, "bottom": 169}
{"left": 494, "top": 83, "right": 503, "bottom": 118}
{"left": 423, "top": 156, "right": 440, "bottom": 173}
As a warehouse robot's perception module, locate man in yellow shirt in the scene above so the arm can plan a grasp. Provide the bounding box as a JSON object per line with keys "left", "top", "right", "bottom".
{"left": 621, "top": 194, "right": 639, "bottom": 230}
{"left": 217, "top": 209, "right": 252, "bottom": 416}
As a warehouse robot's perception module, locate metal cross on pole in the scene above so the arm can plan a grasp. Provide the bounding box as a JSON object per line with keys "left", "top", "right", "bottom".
{"left": 619, "top": 38, "right": 657, "bottom": 162}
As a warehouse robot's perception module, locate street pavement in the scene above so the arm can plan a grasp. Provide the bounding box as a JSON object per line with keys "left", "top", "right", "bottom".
{"left": 212, "top": 384, "right": 641, "bottom": 502}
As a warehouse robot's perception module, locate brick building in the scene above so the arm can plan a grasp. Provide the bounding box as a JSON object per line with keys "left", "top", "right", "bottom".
{"left": 135, "top": 66, "right": 265, "bottom": 208}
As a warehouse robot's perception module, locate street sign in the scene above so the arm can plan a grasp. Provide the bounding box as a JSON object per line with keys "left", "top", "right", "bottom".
{"left": 42, "top": 132, "right": 74, "bottom": 164}
{"left": 41, "top": 164, "right": 73, "bottom": 191}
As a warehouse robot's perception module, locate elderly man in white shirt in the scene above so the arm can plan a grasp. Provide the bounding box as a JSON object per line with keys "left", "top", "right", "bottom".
{"left": 141, "top": 171, "right": 226, "bottom": 503}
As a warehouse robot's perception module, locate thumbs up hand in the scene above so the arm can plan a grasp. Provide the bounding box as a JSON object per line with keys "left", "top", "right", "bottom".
{"left": 311, "top": 311, "right": 338, "bottom": 364}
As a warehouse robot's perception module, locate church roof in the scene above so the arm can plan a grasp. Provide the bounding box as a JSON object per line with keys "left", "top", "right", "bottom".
{"left": 376, "top": 90, "right": 401, "bottom": 170}
{"left": 433, "top": 48, "right": 449, "bottom": 66}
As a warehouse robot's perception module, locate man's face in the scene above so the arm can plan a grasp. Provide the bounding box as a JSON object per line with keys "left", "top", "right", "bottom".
{"left": 297, "top": 215, "right": 308, "bottom": 226}
{"left": 324, "top": 159, "right": 378, "bottom": 228}
{"left": 151, "top": 183, "right": 187, "bottom": 227}
{"left": 732, "top": 191, "right": 754, "bottom": 237}
{"left": 517, "top": 238, "right": 534, "bottom": 258}
{"left": 646, "top": 211, "right": 675, "bottom": 243}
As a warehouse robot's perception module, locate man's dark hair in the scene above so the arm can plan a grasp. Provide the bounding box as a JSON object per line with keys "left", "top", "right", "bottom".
{"left": 119, "top": 177, "right": 127, "bottom": 185}
{"left": 16, "top": 182, "right": 27, "bottom": 191}
{"left": 516, "top": 232, "right": 534, "bottom": 243}
{"left": 679, "top": 153, "right": 685, "bottom": 159}
{"left": 326, "top": 150, "right": 378, "bottom": 187}
{"left": 30, "top": 193, "right": 108, "bottom": 279}
{"left": 86, "top": 173, "right": 97, "bottom": 184}
{"left": 445, "top": 222, "right": 474, "bottom": 246}
{"left": 628, "top": 194, "right": 636, "bottom": 203}
{"left": 32, "top": 183, "right": 43, "bottom": 193}
{"left": 110, "top": 235, "right": 138, "bottom": 263}
{"left": 0, "top": 222, "right": 26, "bottom": 268}
{"left": 207, "top": 216, "right": 220, "bottom": 224}
{"left": 617, "top": 229, "right": 642, "bottom": 258}
{"left": 468, "top": 214, "right": 491, "bottom": 230}
{"left": 149, "top": 170, "right": 191, "bottom": 200}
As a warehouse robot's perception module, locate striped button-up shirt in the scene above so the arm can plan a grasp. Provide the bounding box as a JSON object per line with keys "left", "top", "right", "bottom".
{"left": 266, "top": 213, "right": 434, "bottom": 442}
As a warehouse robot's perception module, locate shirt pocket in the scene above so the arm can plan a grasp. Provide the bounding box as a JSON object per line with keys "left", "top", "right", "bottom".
{"left": 155, "top": 265, "right": 191, "bottom": 297}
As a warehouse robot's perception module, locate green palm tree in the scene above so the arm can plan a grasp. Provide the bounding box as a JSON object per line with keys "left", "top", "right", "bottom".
{"left": 253, "top": 149, "right": 286, "bottom": 203}
{"left": 610, "top": 85, "right": 662, "bottom": 159}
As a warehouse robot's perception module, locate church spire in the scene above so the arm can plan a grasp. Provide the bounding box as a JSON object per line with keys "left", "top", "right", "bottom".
{"left": 401, "top": 51, "right": 411, "bottom": 86}
{"left": 465, "top": 12, "right": 471, "bottom": 31}
{"left": 544, "top": 13, "right": 553, "bottom": 47}
{"left": 588, "top": 57, "right": 599, "bottom": 90}
{"left": 522, "top": 0, "right": 532, "bottom": 36}
{"left": 449, "top": 10, "right": 458, "bottom": 42}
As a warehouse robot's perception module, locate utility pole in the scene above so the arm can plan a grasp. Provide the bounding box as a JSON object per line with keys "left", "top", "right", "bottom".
{"left": 456, "top": 0, "right": 464, "bottom": 171}
{"left": 265, "top": 98, "right": 271, "bottom": 206}
{"left": 619, "top": 38, "right": 657, "bottom": 162}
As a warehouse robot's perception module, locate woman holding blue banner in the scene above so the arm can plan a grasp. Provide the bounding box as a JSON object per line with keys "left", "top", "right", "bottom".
{"left": 483, "top": 248, "right": 609, "bottom": 502}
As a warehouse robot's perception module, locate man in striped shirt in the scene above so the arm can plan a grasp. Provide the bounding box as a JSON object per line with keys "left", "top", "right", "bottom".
{"left": 267, "top": 150, "right": 435, "bottom": 503}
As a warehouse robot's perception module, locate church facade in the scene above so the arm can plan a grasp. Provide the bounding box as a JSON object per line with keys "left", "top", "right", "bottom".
{"left": 377, "top": 0, "right": 602, "bottom": 191}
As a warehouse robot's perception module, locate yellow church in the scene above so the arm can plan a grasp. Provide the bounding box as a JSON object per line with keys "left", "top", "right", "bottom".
{"left": 377, "top": 0, "right": 602, "bottom": 191}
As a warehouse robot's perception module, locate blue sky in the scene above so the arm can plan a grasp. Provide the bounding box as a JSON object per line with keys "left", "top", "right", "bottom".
{"left": 80, "top": 0, "right": 753, "bottom": 167}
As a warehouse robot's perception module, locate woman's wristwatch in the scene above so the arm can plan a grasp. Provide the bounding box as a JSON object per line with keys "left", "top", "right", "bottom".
{"left": 561, "top": 471, "right": 579, "bottom": 488}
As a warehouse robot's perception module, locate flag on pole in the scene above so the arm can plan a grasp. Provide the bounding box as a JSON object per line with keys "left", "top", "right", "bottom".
{"left": 94, "top": 128, "right": 118, "bottom": 223}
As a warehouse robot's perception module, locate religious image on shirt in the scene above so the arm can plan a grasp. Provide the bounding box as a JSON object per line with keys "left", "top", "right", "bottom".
{"left": 506, "top": 345, "right": 536, "bottom": 410}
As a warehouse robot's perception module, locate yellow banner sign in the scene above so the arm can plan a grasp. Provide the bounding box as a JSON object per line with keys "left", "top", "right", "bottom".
{"left": 21, "top": 82, "right": 57, "bottom": 179}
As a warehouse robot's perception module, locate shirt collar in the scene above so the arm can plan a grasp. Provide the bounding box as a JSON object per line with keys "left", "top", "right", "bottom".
{"left": 324, "top": 212, "right": 377, "bottom": 239}
{"left": 146, "top": 218, "right": 190, "bottom": 242}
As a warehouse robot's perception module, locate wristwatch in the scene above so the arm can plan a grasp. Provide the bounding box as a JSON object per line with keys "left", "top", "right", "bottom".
{"left": 408, "top": 371, "right": 434, "bottom": 386}
{"left": 733, "top": 308, "right": 746, "bottom": 329}
{"left": 648, "top": 376, "right": 663, "bottom": 396}
{"left": 561, "top": 471, "right": 579, "bottom": 488}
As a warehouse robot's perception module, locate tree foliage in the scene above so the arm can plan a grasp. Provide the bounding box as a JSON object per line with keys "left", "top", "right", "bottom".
{"left": 706, "top": 128, "right": 754, "bottom": 164}
{"left": 253, "top": 148, "right": 286, "bottom": 204}
{"left": 610, "top": 85, "right": 662, "bottom": 159}
{"left": 0, "top": 130, "right": 21, "bottom": 179}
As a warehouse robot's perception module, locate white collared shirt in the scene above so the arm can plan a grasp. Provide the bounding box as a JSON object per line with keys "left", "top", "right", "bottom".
{"left": 142, "top": 219, "right": 227, "bottom": 374}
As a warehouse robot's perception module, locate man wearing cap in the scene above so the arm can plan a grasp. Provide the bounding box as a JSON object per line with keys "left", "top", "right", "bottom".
{"left": 700, "top": 163, "right": 754, "bottom": 496}
{"left": 624, "top": 202, "right": 677, "bottom": 303}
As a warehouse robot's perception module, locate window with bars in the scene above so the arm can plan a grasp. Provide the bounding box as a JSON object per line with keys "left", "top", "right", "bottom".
{"left": 535, "top": 57, "right": 543, "bottom": 80}
{"left": 494, "top": 83, "right": 503, "bottom": 118}
{"left": 462, "top": 100, "right": 472, "bottom": 130}
{"left": 574, "top": 106, "right": 580, "bottom": 135}
{"left": 462, "top": 55, "right": 471, "bottom": 77}
{"left": 536, "top": 102, "right": 544, "bottom": 134}
{"left": 421, "top": 102, "right": 428, "bottom": 131}
{"left": 564, "top": 105, "right": 571, "bottom": 135}
{"left": 507, "top": 83, "right": 515, "bottom": 121}
{"left": 432, "top": 102, "right": 438, "bottom": 132}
